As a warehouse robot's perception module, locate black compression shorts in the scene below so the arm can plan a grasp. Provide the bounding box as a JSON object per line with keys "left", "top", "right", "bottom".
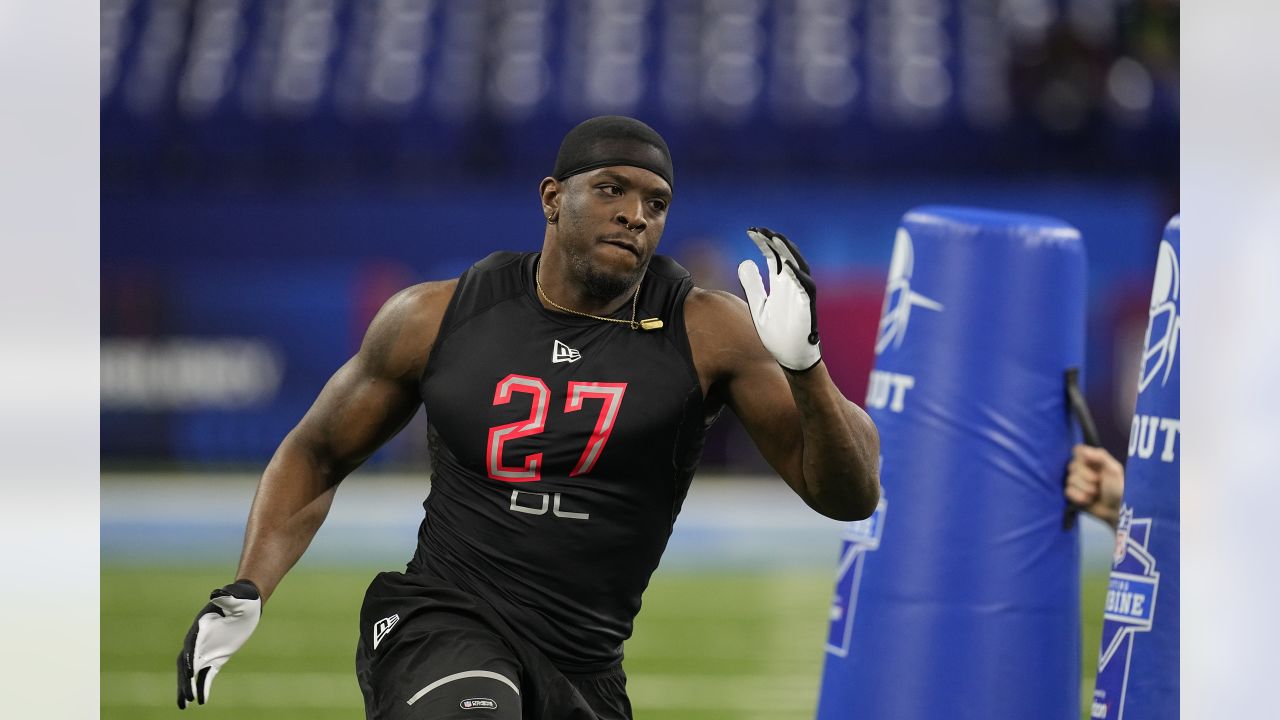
{"left": 355, "top": 571, "right": 631, "bottom": 720}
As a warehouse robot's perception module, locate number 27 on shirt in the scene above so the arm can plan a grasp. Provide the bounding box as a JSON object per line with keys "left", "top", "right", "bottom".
{"left": 485, "top": 374, "right": 627, "bottom": 482}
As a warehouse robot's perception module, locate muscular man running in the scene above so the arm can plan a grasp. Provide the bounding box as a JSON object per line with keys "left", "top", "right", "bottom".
{"left": 177, "top": 116, "right": 880, "bottom": 719}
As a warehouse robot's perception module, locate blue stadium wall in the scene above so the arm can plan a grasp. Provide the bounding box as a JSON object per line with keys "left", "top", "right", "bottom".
{"left": 102, "top": 178, "right": 1167, "bottom": 466}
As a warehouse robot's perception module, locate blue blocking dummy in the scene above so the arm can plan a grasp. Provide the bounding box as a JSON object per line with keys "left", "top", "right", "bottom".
{"left": 817, "top": 207, "right": 1086, "bottom": 720}
{"left": 1091, "top": 216, "right": 1180, "bottom": 720}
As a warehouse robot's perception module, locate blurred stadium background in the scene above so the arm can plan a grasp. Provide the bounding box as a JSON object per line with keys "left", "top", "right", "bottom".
{"left": 100, "top": 1, "right": 1177, "bottom": 718}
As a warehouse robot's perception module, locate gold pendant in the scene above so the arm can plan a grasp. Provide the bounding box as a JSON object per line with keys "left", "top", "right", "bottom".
{"left": 639, "top": 318, "right": 664, "bottom": 331}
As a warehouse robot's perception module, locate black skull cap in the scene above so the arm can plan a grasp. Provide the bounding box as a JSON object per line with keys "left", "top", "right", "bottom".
{"left": 552, "top": 115, "right": 673, "bottom": 190}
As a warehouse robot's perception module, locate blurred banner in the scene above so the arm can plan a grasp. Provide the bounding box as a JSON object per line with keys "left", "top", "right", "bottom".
{"left": 102, "top": 181, "right": 1166, "bottom": 465}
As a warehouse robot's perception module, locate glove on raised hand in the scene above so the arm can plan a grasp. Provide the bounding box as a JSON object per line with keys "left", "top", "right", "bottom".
{"left": 176, "top": 579, "right": 261, "bottom": 709}
{"left": 737, "top": 227, "right": 822, "bottom": 372}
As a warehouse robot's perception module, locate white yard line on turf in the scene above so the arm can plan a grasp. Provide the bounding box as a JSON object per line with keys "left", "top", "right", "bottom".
{"left": 100, "top": 671, "right": 818, "bottom": 712}
{"left": 102, "top": 672, "right": 361, "bottom": 708}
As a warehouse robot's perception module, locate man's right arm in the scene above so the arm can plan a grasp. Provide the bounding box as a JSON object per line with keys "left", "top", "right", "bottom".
{"left": 178, "top": 279, "right": 456, "bottom": 708}
{"left": 235, "top": 279, "right": 457, "bottom": 602}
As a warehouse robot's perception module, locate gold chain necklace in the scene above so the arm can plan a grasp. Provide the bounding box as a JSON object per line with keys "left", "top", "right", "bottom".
{"left": 536, "top": 266, "right": 664, "bottom": 331}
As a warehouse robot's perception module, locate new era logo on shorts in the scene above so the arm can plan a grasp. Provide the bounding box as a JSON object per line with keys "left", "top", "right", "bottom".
{"left": 461, "top": 698, "right": 498, "bottom": 710}
{"left": 373, "top": 614, "right": 400, "bottom": 649}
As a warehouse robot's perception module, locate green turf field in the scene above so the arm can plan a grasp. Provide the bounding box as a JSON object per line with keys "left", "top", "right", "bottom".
{"left": 103, "top": 567, "right": 1108, "bottom": 719}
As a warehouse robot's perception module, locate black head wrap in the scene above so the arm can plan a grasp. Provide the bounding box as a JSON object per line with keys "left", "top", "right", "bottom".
{"left": 552, "top": 116, "right": 674, "bottom": 190}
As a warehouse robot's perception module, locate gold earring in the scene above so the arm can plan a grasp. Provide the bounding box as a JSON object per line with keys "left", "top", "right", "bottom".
{"left": 547, "top": 214, "right": 557, "bottom": 224}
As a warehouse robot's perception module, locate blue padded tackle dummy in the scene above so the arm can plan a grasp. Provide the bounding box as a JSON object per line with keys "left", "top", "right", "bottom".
{"left": 1090, "top": 215, "right": 1181, "bottom": 720}
{"left": 816, "top": 206, "right": 1087, "bottom": 720}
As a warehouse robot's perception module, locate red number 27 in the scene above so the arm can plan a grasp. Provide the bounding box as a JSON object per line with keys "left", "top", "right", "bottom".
{"left": 485, "top": 374, "right": 627, "bottom": 482}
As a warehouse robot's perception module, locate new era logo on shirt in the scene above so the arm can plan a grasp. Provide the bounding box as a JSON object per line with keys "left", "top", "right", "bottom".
{"left": 373, "top": 614, "right": 400, "bottom": 649}
{"left": 552, "top": 340, "right": 581, "bottom": 364}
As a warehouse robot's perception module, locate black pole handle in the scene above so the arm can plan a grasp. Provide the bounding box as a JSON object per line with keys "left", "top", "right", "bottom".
{"left": 1062, "top": 368, "right": 1100, "bottom": 530}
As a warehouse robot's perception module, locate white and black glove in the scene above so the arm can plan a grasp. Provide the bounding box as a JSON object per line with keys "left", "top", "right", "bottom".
{"left": 176, "top": 579, "right": 261, "bottom": 709}
{"left": 738, "top": 227, "right": 822, "bottom": 372}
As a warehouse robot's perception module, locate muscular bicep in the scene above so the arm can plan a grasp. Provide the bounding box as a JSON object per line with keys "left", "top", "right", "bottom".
{"left": 687, "top": 289, "right": 806, "bottom": 484}
{"left": 288, "top": 355, "right": 422, "bottom": 479}
{"left": 285, "top": 280, "right": 453, "bottom": 481}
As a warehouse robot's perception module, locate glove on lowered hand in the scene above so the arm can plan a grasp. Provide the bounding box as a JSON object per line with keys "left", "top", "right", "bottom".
{"left": 176, "top": 579, "right": 261, "bottom": 709}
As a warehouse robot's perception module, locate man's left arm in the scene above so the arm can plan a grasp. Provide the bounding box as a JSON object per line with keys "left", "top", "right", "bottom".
{"left": 686, "top": 228, "right": 880, "bottom": 521}
{"left": 767, "top": 358, "right": 880, "bottom": 520}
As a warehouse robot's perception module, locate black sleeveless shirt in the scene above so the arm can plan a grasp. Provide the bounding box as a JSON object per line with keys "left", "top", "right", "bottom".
{"left": 409, "top": 251, "right": 709, "bottom": 673}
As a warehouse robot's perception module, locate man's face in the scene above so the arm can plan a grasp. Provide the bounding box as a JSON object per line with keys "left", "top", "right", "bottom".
{"left": 554, "top": 165, "right": 672, "bottom": 300}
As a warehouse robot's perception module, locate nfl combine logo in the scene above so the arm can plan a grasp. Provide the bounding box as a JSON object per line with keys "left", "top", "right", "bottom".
{"left": 1091, "top": 506, "right": 1161, "bottom": 719}
{"left": 460, "top": 698, "right": 498, "bottom": 710}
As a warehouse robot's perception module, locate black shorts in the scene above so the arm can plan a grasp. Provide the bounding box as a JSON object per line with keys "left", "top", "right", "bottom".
{"left": 355, "top": 571, "right": 632, "bottom": 720}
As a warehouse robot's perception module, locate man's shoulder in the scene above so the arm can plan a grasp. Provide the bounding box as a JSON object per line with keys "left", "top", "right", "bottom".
{"left": 684, "top": 286, "right": 749, "bottom": 319}
{"left": 684, "top": 287, "right": 756, "bottom": 350}
{"left": 646, "top": 254, "right": 692, "bottom": 282}
{"left": 357, "top": 278, "right": 461, "bottom": 381}
{"left": 450, "top": 252, "right": 532, "bottom": 315}
{"left": 386, "top": 278, "right": 461, "bottom": 321}
{"left": 681, "top": 286, "right": 766, "bottom": 390}
{"left": 472, "top": 251, "right": 529, "bottom": 274}
{"left": 373, "top": 279, "right": 460, "bottom": 351}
